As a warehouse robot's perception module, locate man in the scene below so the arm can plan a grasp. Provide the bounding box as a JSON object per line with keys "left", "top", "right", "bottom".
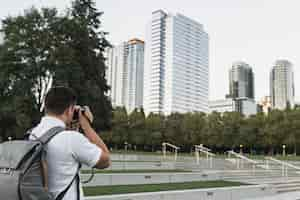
{"left": 30, "top": 86, "right": 111, "bottom": 200}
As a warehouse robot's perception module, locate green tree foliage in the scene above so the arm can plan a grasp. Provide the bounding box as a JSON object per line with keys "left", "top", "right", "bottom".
{"left": 108, "top": 108, "right": 300, "bottom": 155}
{"left": 52, "top": 0, "right": 112, "bottom": 131}
{"left": 0, "top": 0, "right": 111, "bottom": 140}
{"left": 222, "top": 112, "right": 244, "bottom": 149}
{"left": 110, "top": 107, "right": 128, "bottom": 149}
{"left": 129, "top": 108, "right": 146, "bottom": 148}
{"left": 0, "top": 8, "right": 59, "bottom": 140}
{"left": 263, "top": 110, "right": 284, "bottom": 155}
{"left": 182, "top": 112, "right": 206, "bottom": 151}
{"left": 145, "top": 113, "right": 164, "bottom": 151}
{"left": 205, "top": 112, "right": 224, "bottom": 149}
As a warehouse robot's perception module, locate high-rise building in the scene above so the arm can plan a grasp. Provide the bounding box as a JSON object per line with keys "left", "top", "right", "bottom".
{"left": 143, "top": 10, "right": 209, "bottom": 115}
{"left": 209, "top": 97, "right": 257, "bottom": 117}
{"left": 270, "top": 60, "right": 295, "bottom": 110}
{"left": 209, "top": 99, "right": 236, "bottom": 113}
{"left": 106, "top": 39, "right": 144, "bottom": 113}
{"left": 229, "top": 61, "right": 254, "bottom": 99}
{"left": 125, "top": 39, "right": 145, "bottom": 112}
{"left": 106, "top": 42, "right": 127, "bottom": 107}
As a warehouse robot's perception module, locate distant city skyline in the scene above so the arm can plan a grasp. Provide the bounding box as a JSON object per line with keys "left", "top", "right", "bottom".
{"left": 1, "top": 0, "right": 300, "bottom": 101}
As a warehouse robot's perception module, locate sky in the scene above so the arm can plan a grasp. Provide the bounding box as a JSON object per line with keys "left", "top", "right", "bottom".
{"left": 1, "top": 0, "right": 300, "bottom": 102}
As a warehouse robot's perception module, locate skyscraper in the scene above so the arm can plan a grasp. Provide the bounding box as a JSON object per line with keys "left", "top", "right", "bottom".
{"left": 225, "top": 61, "right": 256, "bottom": 116}
{"left": 125, "top": 39, "right": 145, "bottom": 112}
{"left": 106, "top": 42, "right": 127, "bottom": 107}
{"left": 106, "top": 39, "right": 144, "bottom": 113}
{"left": 270, "top": 60, "right": 295, "bottom": 110}
{"left": 143, "top": 10, "right": 209, "bottom": 115}
{"left": 229, "top": 61, "right": 254, "bottom": 99}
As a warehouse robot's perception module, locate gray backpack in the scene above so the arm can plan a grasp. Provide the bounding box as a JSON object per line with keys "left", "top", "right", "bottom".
{"left": 0, "top": 126, "right": 80, "bottom": 200}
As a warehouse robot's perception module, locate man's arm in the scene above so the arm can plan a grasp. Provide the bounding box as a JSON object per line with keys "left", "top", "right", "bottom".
{"left": 79, "top": 110, "right": 111, "bottom": 169}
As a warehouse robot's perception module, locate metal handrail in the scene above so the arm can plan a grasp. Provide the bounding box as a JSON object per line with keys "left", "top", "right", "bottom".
{"left": 198, "top": 148, "right": 215, "bottom": 157}
{"left": 162, "top": 142, "right": 180, "bottom": 150}
{"left": 227, "top": 150, "right": 258, "bottom": 164}
{"left": 265, "top": 157, "right": 300, "bottom": 170}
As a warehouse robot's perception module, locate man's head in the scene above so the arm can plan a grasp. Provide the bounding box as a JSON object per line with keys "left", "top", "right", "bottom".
{"left": 45, "top": 86, "right": 77, "bottom": 124}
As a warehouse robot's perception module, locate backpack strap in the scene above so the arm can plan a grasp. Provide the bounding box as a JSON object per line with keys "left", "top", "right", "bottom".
{"left": 39, "top": 126, "right": 65, "bottom": 144}
{"left": 55, "top": 165, "right": 81, "bottom": 200}
{"left": 39, "top": 126, "right": 81, "bottom": 200}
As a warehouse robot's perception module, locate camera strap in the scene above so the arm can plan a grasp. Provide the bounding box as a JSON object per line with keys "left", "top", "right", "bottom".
{"left": 81, "top": 168, "right": 95, "bottom": 184}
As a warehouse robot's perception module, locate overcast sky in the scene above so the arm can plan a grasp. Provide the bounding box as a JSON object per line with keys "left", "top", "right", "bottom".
{"left": 1, "top": 0, "right": 300, "bottom": 101}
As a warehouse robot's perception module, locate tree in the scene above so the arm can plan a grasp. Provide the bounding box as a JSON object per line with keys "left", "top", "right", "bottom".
{"left": 0, "top": 8, "right": 59, "bottom": 140}
{"left": 52, "top": 0, "right": 112, "bottom": 131}
{"left": 129, "top": 108, "right": 146, "bottom": 149}
{"left": 111, "top": 107, "right": 128, "bottom": 149}
{"left": 164, "top": 113, "right": 185, "bottom": 146}
{"left": 240, "top": 113, "right": 265, "bottom": 154}
{"left": 222, "top": 112, "right": 244, "bottom": 150}
{"left": 182, "top": 112, "right": 206, "bottom": 151}
{"left": 283, "top": 109, "right": 300, "bottom": 155}
{"left": 0, "top": 0, "right": 112, "bottom": 141}
{"left": 145, "top": 113, "right": 164, "bottom": 152}
{"left": 263, "top": 109, "right": 284, "bottom": 155}
{"left": 205, "top": 112, "right": 225, "bottom": 150}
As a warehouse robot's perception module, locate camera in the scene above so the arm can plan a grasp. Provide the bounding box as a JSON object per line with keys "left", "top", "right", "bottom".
{"left": 73, "top": 106, "right": 86, "bottom": 121}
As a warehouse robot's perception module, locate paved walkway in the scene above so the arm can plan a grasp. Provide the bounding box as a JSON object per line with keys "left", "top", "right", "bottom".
{"left": 245, "top": 191, "right": 300, "bottom": 200}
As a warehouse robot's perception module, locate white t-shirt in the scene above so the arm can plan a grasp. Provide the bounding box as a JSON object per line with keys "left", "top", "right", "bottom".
{"left": 30, "top": 116, "right": 102, "bottom": 200}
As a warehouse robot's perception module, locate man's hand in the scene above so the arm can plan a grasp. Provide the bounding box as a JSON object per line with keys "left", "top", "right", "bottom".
{"left": 79, "top": 106, "right": 93, "bottom": 131}
{"left": 83, "top": 106, "right": 94, "bottom": 123}
{"left": 77, "top": 106, "right": 111, "bottom": 169}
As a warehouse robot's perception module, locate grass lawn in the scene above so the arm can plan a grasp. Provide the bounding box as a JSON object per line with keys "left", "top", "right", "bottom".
{"left": 81, "top": 169, "right": 191, "bottom": 174}
{"left": 83, "top": 180, "right": 247, "bottom": 196}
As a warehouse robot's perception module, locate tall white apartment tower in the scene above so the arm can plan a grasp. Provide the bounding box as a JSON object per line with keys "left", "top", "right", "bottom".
{"left": 270, "top": 60, "right": 295, "bottom": 110}
{"left": 106, "top": 39, "right": 144, "bottom": 113}
{"left": 144, "top": 10, "right": 209, "bottom": 115}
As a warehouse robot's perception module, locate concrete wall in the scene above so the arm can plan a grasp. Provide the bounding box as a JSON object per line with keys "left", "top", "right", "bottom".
{"left": 107, "top": 161, "right": 176, "bottom": 170}
{"left": 111, "top": 154, "right": 196, "bottom": 162}
{"left": 81, "top": 172, "right": 220, "bottom": 187}
{"left": 85, "top": 184, "right": 275, "bottom": 200}
{"left": 82, "top": 161, "right": 176, "bottom": 171}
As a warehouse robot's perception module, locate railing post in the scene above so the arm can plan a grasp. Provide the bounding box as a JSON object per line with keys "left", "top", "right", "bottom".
{"left": 195, "top": 150, "right": 199, "bottom": 164}
{"left": 241, "top": 158, "right": 244, "bottom": 169}
{"left": 206, "top": 152, "right": 209, "bottom": 161}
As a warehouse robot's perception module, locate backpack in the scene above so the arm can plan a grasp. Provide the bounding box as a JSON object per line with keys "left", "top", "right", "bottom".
{"left": 0, "top": 126, "right": 80, "bottom": 200}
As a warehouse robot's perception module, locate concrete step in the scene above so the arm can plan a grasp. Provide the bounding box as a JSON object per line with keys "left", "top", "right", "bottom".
{"left": 276, "top": 182, "right": 300, "bottom": 188}
{"left": 244, "top": 177, "right": 300, "bottom": 185}
{"left": 277, "top": 186, "right": 300, "bottom": 193}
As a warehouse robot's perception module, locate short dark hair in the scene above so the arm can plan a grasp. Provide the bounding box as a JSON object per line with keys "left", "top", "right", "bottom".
{"left": 45, "top": 86, "right": 77, "bottom": 115}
